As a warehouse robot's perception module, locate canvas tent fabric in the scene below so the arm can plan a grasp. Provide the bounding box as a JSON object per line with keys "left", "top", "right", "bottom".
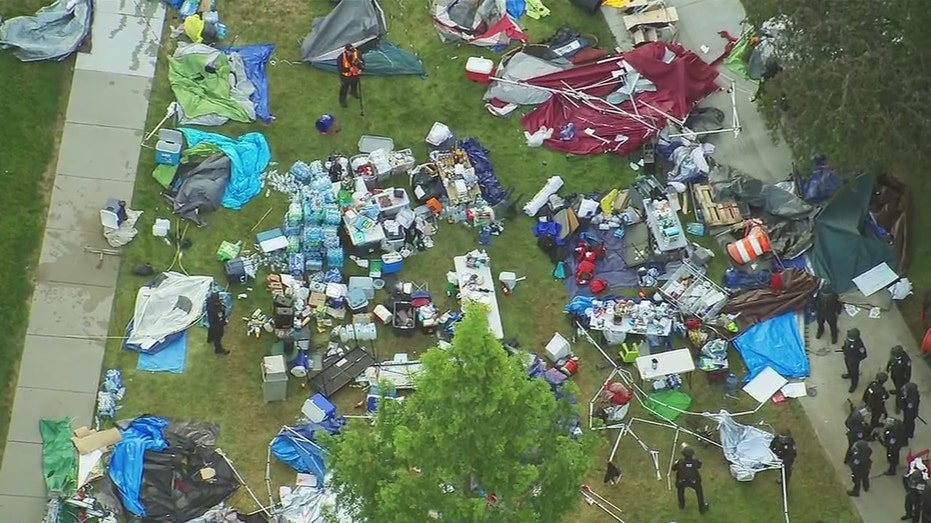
{"left": 810, "top": 172, "right": 898, "bottom": 294}
{"left": 723, "top": 268, "right": 820, "bottom": 329}
{"left": 166, "top": 153, "right": 231, "bottom": 225}
{"left": 219, "top": 43, "right": 275, "bottom": 123}
{"left": 733, "top": 312, "right": 809, "bottom": 382}
{"left": 645, "top": 389, "right": 692, "bottom": 422}
{"left": 520, "top": 42, "right": 720, "bottom": 156}
{"left": 300, "top": 0, "right": 424, "bottom": 76}
{"left": 0, "top": 0, "right": 91, "bottom": 62}
{"left": 169, "top": 43, "right": 257, "bottom": 126}
{"left": 484, "top": 51, "right": 573, "bottom": 105}
{"left": 124, "top": 272, "right": 214, "bottom": 353}
{"left": 41, "top": 418, "right": 77, "bottom": 495}
{"left": 432, "top": 0, "right": 527, "bottom": 47}
{"left": 179, "top": 128, "right": 271, "bottom": 210}
{"left": 711, "top": 411, "right": 779, "bottom": 481}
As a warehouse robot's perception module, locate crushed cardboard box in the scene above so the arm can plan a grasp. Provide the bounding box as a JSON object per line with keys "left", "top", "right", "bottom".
{"left": 72, "top": 426, "right": 122, "bottom": 455}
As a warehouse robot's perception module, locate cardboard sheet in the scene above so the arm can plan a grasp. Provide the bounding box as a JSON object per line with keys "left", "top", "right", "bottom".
{"left": 743, "top": 366, "right": 788, "bottom": 403}
{"left": 852, "top": 262, "right": 898, "bottom": 297}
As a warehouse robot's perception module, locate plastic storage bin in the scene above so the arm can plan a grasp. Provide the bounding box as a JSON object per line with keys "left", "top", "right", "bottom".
{"left": 358, "top": 135, "right": 394, "bottom": 154}
{"left": 466, "top": 57, "right": 495, "bottom": 84}
{"left": 155, "top": 129, "right": 183, "bottom": 166}
{"left": 348, "top": 276, "right": 375, "bottom": 300}
{"left": 261, "top": 355, "right": 288, "bottom": 403}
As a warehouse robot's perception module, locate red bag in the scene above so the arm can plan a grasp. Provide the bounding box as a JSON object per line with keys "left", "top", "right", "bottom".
{"left": 590, "top": 279, "right": 608, "bottom": 294}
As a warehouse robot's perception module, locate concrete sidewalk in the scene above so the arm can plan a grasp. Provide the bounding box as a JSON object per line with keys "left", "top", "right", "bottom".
{"left": 602, "top": 2, "right": 922, "bottom": 522}
{"left": 0, "top": 0, "right": 164, "bottom": 518}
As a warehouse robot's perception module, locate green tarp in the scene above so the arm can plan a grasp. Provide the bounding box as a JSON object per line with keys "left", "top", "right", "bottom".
{"left": 41, "top": 418, "right": 77, "bottom": 495}
{"left": 168, "top": 50, "right": 252, "bottom": 123}
{"left": 724, "top": 29, "right": 756, "bottom": 81}
{"left": 645, "top": 389, "right": 692, "bottom": 422}
{"left": 810, "top": 173, "right": 897, "bottom": 293}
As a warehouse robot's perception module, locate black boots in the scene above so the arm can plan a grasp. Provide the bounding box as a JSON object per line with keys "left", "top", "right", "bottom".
{"left": 847, "top": 490, "right": 859, "bottom": 497}
{"left": 215, "top": 348, "right": 229, "bottom": 355}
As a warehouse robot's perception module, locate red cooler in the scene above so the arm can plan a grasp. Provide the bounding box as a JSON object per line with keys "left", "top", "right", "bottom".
{"left": 466, "top": 57, "right": 495, "bottom": 84}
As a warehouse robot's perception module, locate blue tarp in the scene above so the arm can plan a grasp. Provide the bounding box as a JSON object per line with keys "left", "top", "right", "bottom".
{"left": 219, "top": 44, "right": 275, "bottom": 123}
{"left": 109, "top": 416, "right": 170, "bottom": 517}
{"left": 310, "top": 41, "right": 427, "bottom": 77}
{"left": 507, "top": 0, "right": 527, "bottom": 19}
{"left": 137, "top": 331, "right": 188, "bottom": 373}
{"left": 271, "top": 421, "right": 344, "bottom": 485}
{"left": 179, "top": 129, "right": 271, "bottom": 210}
{"left": 733, "top": 312, "right": 810, "bottom": 383}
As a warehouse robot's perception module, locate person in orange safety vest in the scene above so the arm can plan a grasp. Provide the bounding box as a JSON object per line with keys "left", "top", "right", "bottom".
{"left": 338, "top": 43, "right": 364, "bottom": 108}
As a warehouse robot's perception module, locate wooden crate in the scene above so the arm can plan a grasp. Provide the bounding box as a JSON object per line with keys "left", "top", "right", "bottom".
{"left": 693, "top": 184, "right": 743, "bottom": 226}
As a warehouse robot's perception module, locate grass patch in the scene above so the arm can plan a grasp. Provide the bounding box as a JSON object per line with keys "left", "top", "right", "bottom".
{"left": 106, "top": 1, "right": 857, "bottom": 520}
{"left": 0, "top": 0, "right": 73, "bottom": 465}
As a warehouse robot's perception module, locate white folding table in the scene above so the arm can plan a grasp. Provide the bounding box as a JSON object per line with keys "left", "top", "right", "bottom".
{"left": 635, "top": 348, "right": 696, "bottom": 385}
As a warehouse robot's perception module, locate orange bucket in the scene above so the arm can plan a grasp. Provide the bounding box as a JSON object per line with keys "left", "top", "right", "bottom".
{"left": 727, "top": 229, "right": 771, "bottom": 264}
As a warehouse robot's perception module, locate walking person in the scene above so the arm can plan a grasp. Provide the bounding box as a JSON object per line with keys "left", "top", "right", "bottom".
{"left": 814, "top": 288, "right": 842, "bottom": 344}
{"left": 770, "top": 431, "right": 797, "bottom": 484}
{"left": 206, "top": 292, "right": 229, "bottom": 355}
{"left": 888, "top": 345, "right": 913, "bottom": 412}
{"left": 673, "top": 446, "right": 709, "bottom": 514}
{"left": 881, "top": 417, "right": 906, "bottom": 476}
{"left": 846, "top": 439, "right": 872, "bottom": 497}
{"left": 863, "top": 372, "right": 891, "bottom": 430}
{"left": 842, "top": 328, "right": 868, "bottom": 393}
{"left": 338, "top": 43, "right": 364, "bottom": 108}
{"left": 902, "top": 383, "right": 921, "bottom": 441}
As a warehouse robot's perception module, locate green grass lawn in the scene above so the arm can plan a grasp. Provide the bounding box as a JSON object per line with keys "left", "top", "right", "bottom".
{"left": 105, "top": 1, "right": 857, "bottom": 521}
{"left": 0, "top": 0, "right": 73, "bottom": 466}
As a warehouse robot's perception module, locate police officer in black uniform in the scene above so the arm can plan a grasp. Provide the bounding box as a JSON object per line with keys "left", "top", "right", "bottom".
{"left": 206, "top": 292, "right": 229, "bottom": 355}
{"left": 815, "top": 288, "right": 842, "bottom": 344}
{"left": 902, "top": 382, "right": 921, "bottom": 441}
{"left": 864, "top": 372, "right": 891, "bottom": 430}
{"left": 845, "top": 407, "right": 869, "bottom": 464}
{"left": 882, "top": 417, "right": 907, "bottom": 476}
{"left": 673, "top": 446, "right": 709, "bottom": 514}
{"left": 770, "top": 431, "right": 798, "bottom": 484}
{"left": 903, "top": 468, "right": 926, "bottom": 522}
{"left": 842, "top": 328, "right": 868, "bottom": 393}
{"left": 847, "top": 439, "right": 872, "bottom": 497}
{"left": 888, "top": 345, "right": 913, "bottom": 412}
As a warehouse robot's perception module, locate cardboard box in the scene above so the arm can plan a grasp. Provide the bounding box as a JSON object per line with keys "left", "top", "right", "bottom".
{"left": 72, "top": 427, "right": 122, "bottom": 455}
{"left": 623, "top": 7, "right": 679, "bottom": 31}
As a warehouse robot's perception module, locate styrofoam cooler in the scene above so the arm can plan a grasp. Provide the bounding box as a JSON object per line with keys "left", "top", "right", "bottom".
{"left": 544, "top": 333, "right": 572, "bottom": 363}
{"left": 466, "top": 57, "right": 495, "bottom": 84}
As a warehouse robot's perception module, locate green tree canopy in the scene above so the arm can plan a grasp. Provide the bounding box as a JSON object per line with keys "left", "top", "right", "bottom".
{"left": 744, "top": 0, "right": 931, "bottom": 172}
{"left": 325, "top": 305, "right": 591, "bottom": 523}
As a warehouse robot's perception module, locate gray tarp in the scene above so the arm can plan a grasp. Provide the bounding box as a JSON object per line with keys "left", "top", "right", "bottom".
{"left": 712, "top": 411, "right": 780, "bottom": 481}
{"left": 300, "top": 0, "right": 386, "bottom": 63}
{"left": 0, "top": 0, "right": 91, "bottom": 62}
{"left": 484, "top": 52, "right": 572, "bottom": 105}
{"left": 167, "top": 154, "right": 231, "bottom": 226}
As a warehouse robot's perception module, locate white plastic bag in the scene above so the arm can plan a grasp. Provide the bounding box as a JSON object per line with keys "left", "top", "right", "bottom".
{"left": 889, "top": 278, "right": 913, "bottom": 300}
{"left": 523, "top": 126, "right": 553, "bottom": 147}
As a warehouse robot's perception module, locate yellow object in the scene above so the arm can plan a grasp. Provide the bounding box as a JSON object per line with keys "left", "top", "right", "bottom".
{"left": 620, "top": 341, "right": 640, "bottom": 363}
{"left": 603, "top": 0, "right": 629, "bottom": 7}
{"left": 600, "top": 189, "right": 619, "bottom": 215}
{"left": 184, "top": 14, "right": 205, "bottom": 44}
{"left": 526, "top": 0, "right": 551, "bottom": 19}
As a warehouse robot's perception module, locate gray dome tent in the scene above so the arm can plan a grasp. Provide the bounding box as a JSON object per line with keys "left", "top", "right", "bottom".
{"left": 299, "top": 0, "right": 426, "bottom": 77}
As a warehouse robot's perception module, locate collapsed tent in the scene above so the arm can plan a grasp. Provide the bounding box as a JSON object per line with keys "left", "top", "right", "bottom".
{"left": 109, "top": 416, "right": 239, "bottom": 521}
{"left": 517, "top": 42, "right": 720, "bottom": 155}
{"left": 0, "top": 0, "right": 91, "bottom": 62}
{"left": 219, "top": 43, "right": 276, "bottom": 123}
{"left": 733, "top": 312, "right": 809, "bottom": 382}
{"left": 169, "top": 43, "right": 258, "bottom": 126}
{"left": 810, "top": 173, "right": 898, "bottom": 293}
{"left": 723, "top": 268, "right": 820, "bottom": 329}
{"left": 164, "top": 153, "right": 232, "bottom": 226}
{"left": 432, "top": 0, "right": 526, "bottom": 47}
{"left": 124, "top": 272, "right": 214, "bottom": 353}
{"left": 711, "top": 412, "right": 780, "bottom": 481}
{"left": 271, "top": 426, "right": 332, "bottom": 486}
{"left": 179, "top": 128, "right": 271, "bottom": 210}
{"left": 300, "top": 0, "right": 425, "bottom": 77}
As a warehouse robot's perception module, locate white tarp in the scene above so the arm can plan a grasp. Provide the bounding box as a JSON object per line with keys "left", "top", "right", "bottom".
{"left": 278, "top": 486, "right": 356, "bottom": 523}
{"left": 712, "top": 411, "right": 781, "bottom": 481}
{"left": 127, "top": 272, "right": 214, "bottom": 352}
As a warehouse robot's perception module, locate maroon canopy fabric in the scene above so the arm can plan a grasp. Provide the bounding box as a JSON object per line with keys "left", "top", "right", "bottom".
{"left": 520, "top": 42, "right": 720, "bottom": 156}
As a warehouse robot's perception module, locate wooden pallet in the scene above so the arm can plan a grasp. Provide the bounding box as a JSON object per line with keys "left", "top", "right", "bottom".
{"left": 693, "top": 184, "right": 743, "bottom": 226}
